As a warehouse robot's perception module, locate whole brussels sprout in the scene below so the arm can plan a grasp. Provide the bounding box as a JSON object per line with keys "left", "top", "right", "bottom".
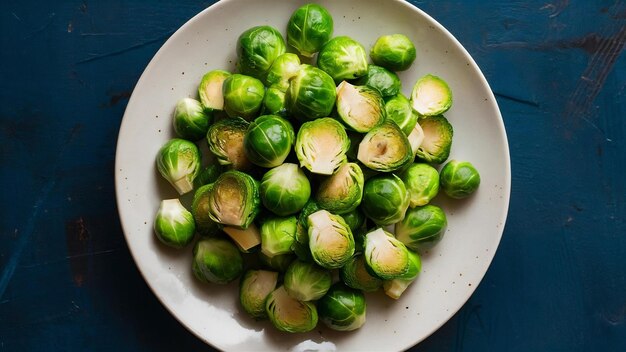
{"left": 156, "top": 138, "right": 201, "bottom": 195}
{"left": 287, "top": 4, "right": 333, "bottom": 57}
{"left": 316, "top": 162, "right": 364, "bottom": 214}
{"left": 284, "top": 260, "right": 332, "bottom": 301}
{"left": 295, "top": 118, "right": 350, "bottom": 175}
{"left": 194, "top": 163, "right": 223, "bottom": 188}
{"left": 400, "top": 163, "right": 440, "bottom": 207}
{"left": 285, "top": 65, "right": 336, "bottom": 120}
{"left": 407, "top": 122, "right": 425, "bottom": 156}
{"left": 265, "top": 53, "right": 301, "bottom": 90}
{"left": 222, "top": 74, "right": 265, "bottom": 120}
{"left": 173, "top": 98, "right": 211, "bottom": 141}
{"left": 363, "top": 228, "right": 412, "bottom": 280}
{"left": 259, "top": 252, "right": 296, "bottom": 272}
{"left": 260, "top": 163, "right": 311, "bottom": 216}
{"left": 191, "top": 183, "right": 220, "bottom": 237}
{"left": 192, "top": 237, "right": 243, "bottom": 284}
{"left": 361, "top": 174, "right": 410, "bottom": 226}
{"left": 318, "top": 283, "right": 366, "bottom": 331}
{"left": 383, "top": 250, "right": 422, "bottom": 299}
{"left": 411, "top": 74, "right": 452, "bottom": 117}
{"left": 317, "top": 36, "right": 368, "bottom": 82}
{"left": 395, "top": 205, "right": 447, "bottom": 251}
{"left": 244, "top": 115, "right": 295, "bottom": 168}
{"left": 354, "top": 65, "right": 401, "bottom": 98}
{"left": 370, "top": 34, "right": 416, "bottom": 71}
{"left": 239, "top": 270, "right": 278, "bottom": 319}
{"left": 340, "top": 254, "right": 383, "bottom": 292}
{"left": 206, "top": 117, "right": 252, "bottom": 171}
{"left": 415, "top": 115, "right": 453, "bottom": 164}
{"left": 266, "top": 286, "right": 318, "bottom": 333}
{"left": 236, "top": 26, "right": 286, "bottom": 81}
{"left": 153, "top": 199, "right": 195, "bottom": 248}
{"left": 385, "top": 94, "right": 419, "bottom": 135}
{"left": 198, "top": 69, "right": 231, "bottom": 111}
{"left": 307, "top": 210, "right": 355, "bottom": 269}
{"left": 208, "top": 170, "right": 260, "bottom": 229}
{"left": 336, "top": 81, "right": 386, "bottom": 133}
{"left": 260, "top": 216, "right": 297, "bottom": 257}
{"left": 223, "top": 224, "right": 262, "bottom": 252}
{"left": 262, "top": 86, "right": 288, "bottom": 117}
{"left": 357, "top": 121, "right": 413, "bottom": 172}
{"left": 440, "top": 160, "right": 481, "bottom": 198}
{"left": 340, "top": 208, "right": 367, "bottom": 235}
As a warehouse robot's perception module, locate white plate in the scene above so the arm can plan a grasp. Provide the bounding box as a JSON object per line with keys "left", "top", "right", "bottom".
{"left": 115, "top": 0, "right": 511, "bottom": 350}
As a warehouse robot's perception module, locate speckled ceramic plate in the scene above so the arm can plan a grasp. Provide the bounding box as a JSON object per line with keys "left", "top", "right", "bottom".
{"left": 115, "top": 0, "right": 510, "bottom": 350}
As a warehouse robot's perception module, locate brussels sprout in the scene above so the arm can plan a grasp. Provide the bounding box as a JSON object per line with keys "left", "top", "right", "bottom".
{"left": 395, "top": 205, "right": 447, "bottom": 251}
{"left": 295, "top": 118, "right": 349, "bottom": 175}
{"left": 407, "top": 122, "right": 425, "bottom": 156}
{"left": 318, "top": 283, "right": 366, "bottom": 331}
{"left": 383, "top": 251, "right": 422, "bottom": 299}
{"left": 440, "top": 160, "right": 481, "bottom": 199}
{"left": 346, "top": 131, "right": 364, "bottom": 161}
{"left": 285, "top": 65, "right": 337, "bottom": 120}
{"left": 284, "top": 260, "right": 332, "bottom": 301}
{"left": 340, "top": 255, "right": 383, "bottom": 292}
{"left": 354, "top": 65, "right": 401, "bottom": 98}
{"left": 361, "top": 174, "right": 410, "bottom": 226}
{"left": 194, "top": 163, "right": 223, "bottom": 188}
{"left": 244, "top": 115, "right": 295, "bottom": 168}
{"left": 363, "top": 228, "right": 412, "bottom": 279}
{"left": 260, "top": 216, "right": 297, "bottom": 257}
{"left": 198, "top": 69, "right": 231, "bottom": 111}
{"left": 259, "top": 252, "right": 296, "bottom": 272}
{"left": 316, "top": 162, "right": 364, "bottom": 214}
{"left": 336, "top": 81, "right": 386, "bottom": 133}
{"left": 206, "top": 117, "right": 252, "bottom": 170}
{"left": 223, "top": 224, "right": 262, "bottom": 252}
{"left": 222, "top": 74, "right": 265, "bottom": 120}
{"left": 265, "top": 53, "right": 301, "bottom": 90}
{"left": 240, "top": 270, "right": 278, "bottom": 319}
{"left": 317, "top": 36, "right": 368, "bottom": 82}
{"left": 287, "top": 4, "right": 333, "bottom": 57}
{"left": 340, "top": 208, "right": 367, "bottom": 235}
{"left": 410, "top": 74, "right": 452, "bottom": 116}
{"left": 172, "top": 98, "right": 211, "bottom": 141}
{"left": 400, "top": 163, "right": 440, "bottom": 207}
{"left": 208, "top": 170, "right": 260, "bottom": 228}
{"left": 262, "top": 86, "right": 288, "bottom": 117}
{"left": 192, "top": 237, "right": 243, "bottom": 284}
{"left": 385, "top": 94, "right": 418, "bottom": 135}
{"left": 191, "top": 184, "right": 220, "bottom": 237}
{"left": 307, "top": 210, "right": 355, "bottom": 269}
{"left": 357, "top": 121, "right": 412, "bottom": 172}
{"left": 266, "top": 286, "right": 318, "bottom": 333}
{"left": 236, "top": 26, "right": 286, "bottom": 81}
{"left": 370, "top": 34, "right": 416, "bottom": 71}
{"left": 156, "top": 138, "right": 201, "bottom": 195}
{"left": 153, "top": 199, "right": 195, "bottom": 248}
{"left": 292, "top": 200, "right": 322, "bottom": 262}
{"left": 415, "top": 115, "right": 453, "bottom": 164}
{"left": 260, "top": 163, "right": 311, "bottom": 216}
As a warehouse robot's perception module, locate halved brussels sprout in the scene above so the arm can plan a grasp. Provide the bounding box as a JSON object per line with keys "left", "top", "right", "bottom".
{"left": 284, "top": 260, "right": 332, "bottom": 301}
{"left": 236, "top": 26, "right": 286, "bottom": 81}
{"left": 370, "top": 34, "right": 416, "bottom": 72}
{"left": 194, "top": 163, "right": 223, "bottom": 188}
{"left": 316, "top": 162, "right": 364, "bottom": 214}
{"left": 407, "top": 122, "right": 425, "bottom": 156}
{"left": 410, "top": 74, "right": 453, "bottom": 116}
{"left": 265, "top": 53, "right": 301, "bottom": 90}
{"left": 340, "top": 254, "right": 383, "bottom": 292}
{"left": 317, "top": 36, "right": 368, "bottom": 82}
{"left": 318, "top": 283, "right": 366, "bottom": 331}
{"left": 361, "top": 174, "right": 410, "bottom": 226}
{"left": 191, "top": 184, "right": 220, "bottom": 237}
{"left": 292, "top": 200, "right": 322, "bottom": 262}
{"left": 223, "top": 224, "right": 262, "bottom": 252}
{"left": 262, "top": 86, "right": 288, "bottom": 117}
{"left": 363, "top": 228, "right": 411, "bottom": 280}
{"left": 259, "top": 252, "right": 296, "bottom": 272}
{"left": 260, "top": 163, "right": 311, "bottom": 216}
{"left": 400, "top": 163, "right": 440, "bottom": 207}
{"left": 287, "top": 4, "right": 333, "bottom": 57}
{"left": 440, "top": 160, "right": 481, "bottom": 199}
{"left": 154, "top": 199, "right": 195, "bottom": 248}
{"left": 383, "top": 251, "right": 422, "bottom": 299}
{"left": 295, "top": 118, "right": 349, "bottom": 175}
{"left": 156, "top": 138, "right": 201, "bottom": 195}
{"left": 357, "top": 121, "right": 412, "bottom": 172}
{"left": 173, "top": 98, "right": 211, "bottom": 141}
{"left": 285, "top": 65, "right": 337, "bottom": 120}
{"left": 336, "top": 81, "right": 386, "bottom": 133}
{"left": 266, "top": 286, "right": 318, "bottom": 333}
{"left": 346, "top": 131, "right": 364, "bottom": 161}
{"left": 307, "top": 210, "right": 355, "bottom": 269}
{"left": 395, "top": 205, "right": 447, "bottom": 251}
{"left": 208, "top": 170, "right": 260, "bottom": 229}
{"left": 260, "top": 216, "right": 297, "bottom": 257}
{"left": 206, "top": 117, "right": 252, "bottom": 171}
{"left": 415, "top": 115, "right": 453, "bottom": 164}
{"left": 222, "top": 74, "right": 265, "bottom": 120}
{"left": 385, "top": 94, "right": 418, "bottom": 135}
{"left": 192, "top": 237, "right": 243, "bottom": 284}
{"left": 244, "top": 115, "right": 294, "bottom": 168}
{"left": 198, "top": 70, "right": 231, "bottom": 111}
{"left": 240, "top": 270, "right": 278, "bottom": 319}
{"left": 354, "top": 65, "right": 401, "bottom": 98}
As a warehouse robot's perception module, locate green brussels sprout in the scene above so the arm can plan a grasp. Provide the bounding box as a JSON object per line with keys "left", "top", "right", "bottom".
{"left": 266, "top": 286, "right": 318, "bottom": 333}
{"left": 385, "top": 94, "right": 418, "bottom": 135}
{"left": 395, "top": 205, "right": 447, "bottom": 251}
{"left": 198, "top": 69, "right": 231, "bottom": 111}
{"left": 287, "top": 4, "right": 333, "bottom": 57}
{"left": 400, "top": 163, "right": 440, "bottom": 207}
{"left": 206, "top": 117, "right": 252, "bottom": 171}
{"left": 262, "top": 86, "right": 288, "bottom": 117}
{"left": 260, "top": 163, "right": 311, "bottom": 216}
{"left": 336, "top": 81, "right": 386, "bottom": 133}
{"left": 361, "top": 174, "right": 410, "bottom": 226}
{"left": 318, "top": 283, "right": 366, "bottom": 331}
{"left": 340, "top": 254, "right": 383, "bottom": 292}
{"left": 284, "top": 260, "right": 332, "bottom": 301}
{"left": 292, "top": 200, "right": 322, "bottom": 262}
{"left": 370, "top": 34, "right": 416, "bottom": 71}
{"left": 260, "top": 216, "right": 297, "bottom": 257}
{"left": 222, "top": 74, "right": 265, "bottom": 120}
{"left": 363, "top": 228, "right": 412, "bottom": 279}
{"left": 357, "top": 121, "right": 412, "bottom": 172}
{"left": 410, "top": 74, "right": 453, "bottom": 116}
{"left": 415, "top": 115, "right": 453, "bottom": 164}
{"left": 285, "top": 65, "right": 337, "bottom": 120}
{"left": 340, "top": 208, "right": 367, "bottom": 235}
{"left": 383, "top": 251, "right": 422, "bottom": 299}
{"left": 440, "top": 160, "right": 481, "bottom": 199}
{"left": 194, "top": 163, "right": 223, "bottom": 188}
{"left": 407, "top": 122, "right": 424, "bottom": 156}
{"left": 244, "top": 115, "right": 295, "bottom": 168}
{"left": 317, "top": 36, "right": 368, "bottom": 82}
{"left": 192, "top": 237, "right": 243, "bottom": 284}
{"left": 354, "top": 65, "right": 401, "bottom": 98}
{"left": 307, "top": 210, "right": 355, "bottom": 269}
{"left": 346, "top": 131, "right": 364, "bottom": 161}
{"left": 208, "top": 170, "right": 260, "bottom": 229}
{"left": 156, "top": 138, "right": 201, "bottom": 195}
{"left": 172, "top": 98, "right": 211, "bottom": 141}
{"left": 265, "top": 53, "right": 301, "bottom": 90}
{"left": 191, "top": 184, "right": 220, "bottom": 237}
{"left": 153, "top": 199, "right": 195, "bottom": 248}
{"left": 240, "top": 270, "right": 278, "bottom": 319}
{"left": 316, "top": 162, "right": 364, "bottom": 214}
{"left": 223, "top": 224, "right": 262, "bottom": 252}
{"left": 295, "top": 118, "right": 350, "bottom": 175}
{"left": 259, "top": 252, "right": 296, "bottom": 272}
{"left": 236, "top": 26, "right": 286, "bottom": 81}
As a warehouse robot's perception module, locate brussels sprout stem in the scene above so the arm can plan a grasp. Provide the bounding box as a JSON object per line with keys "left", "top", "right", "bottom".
{"left": 172, "top": 178, "right": 194, "bottom": 195}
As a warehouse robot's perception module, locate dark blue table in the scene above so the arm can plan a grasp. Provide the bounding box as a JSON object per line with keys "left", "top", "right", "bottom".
{"left": 1, "top": 0, "right": 625, "bottom": 350}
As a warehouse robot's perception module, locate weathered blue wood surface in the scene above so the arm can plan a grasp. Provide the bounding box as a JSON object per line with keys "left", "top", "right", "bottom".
{"left": 1, "top": 0, "right": 625, "bottom": 350}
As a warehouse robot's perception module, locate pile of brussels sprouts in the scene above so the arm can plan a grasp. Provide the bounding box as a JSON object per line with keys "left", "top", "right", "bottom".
{"left": 153, "top": 3, "right": 481, "bottom": 333}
